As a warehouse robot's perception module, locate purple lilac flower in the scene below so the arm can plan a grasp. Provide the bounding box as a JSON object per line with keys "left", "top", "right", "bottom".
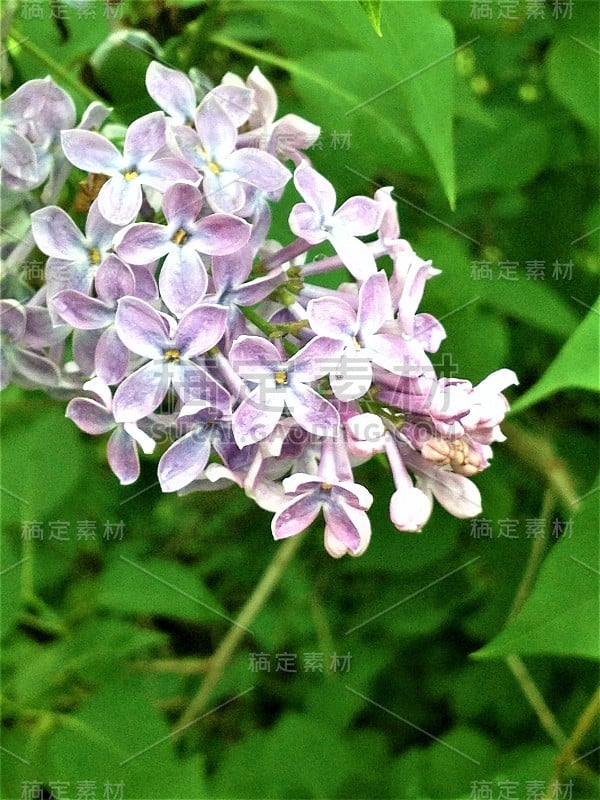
{"left": 66, "top": 377, "right": 155, "bottom": 485}
{"left": 0, "top": 77, "right": 75, "bottom": 191}
{"left": 288, "top": 162, "right": 382, "bottom": 280}
{"left": 51, "top": 255, "right": 139, "bottom": 385}
{"left": 229, "top": 335, "right": 344, "bottom": 447}
{"left": 31, "top": 200, "right": 123, "bottom": 323}
{"left": 0, "top": 300, "right": 62, "bottom": 389}
{"left": 272, "top": 472, "right": 373, "bottom": 557}
{"left": 115, "top": 183, "right": 251, "bottom": 317}
{"left": 61, "top": 111, "right": 198, "bottom": 225}
{"left": 112, "top": 297, "right": 228, "bottom": 422}
{"left": 173, "top": 95, "right": 291, "bottom": 214}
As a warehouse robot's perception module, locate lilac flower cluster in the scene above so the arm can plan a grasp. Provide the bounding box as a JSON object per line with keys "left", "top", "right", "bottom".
{"left": 1, "top": 62, "right": 517, "bottom": 557}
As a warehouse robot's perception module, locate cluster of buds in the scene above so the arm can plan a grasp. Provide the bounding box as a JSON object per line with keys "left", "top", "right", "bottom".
{"left": 0, "top": 62, "right": 517, "bottom": 557}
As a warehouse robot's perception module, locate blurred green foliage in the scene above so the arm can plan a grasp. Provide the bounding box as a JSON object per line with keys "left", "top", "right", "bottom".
{"left": 1, "top": 0, "right": 599, "bottom": 798}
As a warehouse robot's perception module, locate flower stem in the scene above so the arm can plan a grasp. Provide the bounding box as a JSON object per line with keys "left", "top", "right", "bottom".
{"left": 173, "top": 533, "right": 304, "bottom": 736}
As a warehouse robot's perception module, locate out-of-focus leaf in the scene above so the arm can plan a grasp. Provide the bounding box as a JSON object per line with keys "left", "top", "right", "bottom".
{"left": 473, "top": 489, "right": 600, "bottom": 660}
{"left": 456, "top": 109, "right": 552, "bottom": 194}
{"left": 98, "top": 556, "right": 227, "bottom": 623}
{"left": 358, "top": 0, "right": 382, "bottom": 37}
{"left": 90, "top": 29, "right": 160, "bottom": 121}
{"left": 547, "top": 35, "right": 599, "bottom": 134}
{"left": 1, "top": 407, "right": 85, "bottom": 524}
{"left": 510, "top": 297, "right": 600, "bottom": 412}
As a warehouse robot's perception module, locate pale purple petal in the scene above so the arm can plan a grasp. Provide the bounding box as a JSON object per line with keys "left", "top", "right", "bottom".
{"left": 95, "top": 326, "right": 130, "bottom": 385}
{"left": 286, "top": 382, "right": 340, "bottom": 436}
{"left": 1, "top": 351, "right": 12, "bottom": 389}
{"left": 112, "top": 360, "right": 169, "bottom": 422}
{"left": 324, "top": 503, "right": 371, "bottom": 556}
{"left": 24, "top": 306, "right": 69, "bottom": 347}
{"left": 334, "top": 196, "right": 382, "bottom": 237}
{"left": 159, "top": 249, "right": 208, "bottom": 318}
{"left": 146, "top": 62, "right": 197, "bottom": 124}
{"left": 124, "top": 111, "right": 166, "bottom": 163}
{"left": 107, "top": 425, "right": 140, "bottom": 485}
{"left": 357, "top": 271, "right": 392, "bottom": 337}
{"left": 31, "top": 206, "right": 85, "bottom": 260}
{"left": 162, "top": 183, "right": 203, "bottom": 229}
{"left": 202, "top": 169, "right": 246, "bottom": 214}
{"left": 289, "top": 336, "right": 345, "bottom": 383}
{"left": 234, "top": 272, "right": 285, "bottom": 306}
{"left": 272, "top": 493, "right": 321, "bottom": 540}
{"left": 1, "top": 128, "right": 38, "bottom": 182}
{"left": 131, "top": 266, "right": 159, "bottom": 301}
{"left": 330, "top": 350, "right": 372, "bottom": 401}
{"left": 115, "top": 297, "right": 169, "bottom": 358}
{"left": 306, "top": 296, "right": 356, "bottom": 340}
{"left": 293, "top": 162, "right": 336, "bottom": 216}
{"left": 227, "top": 148, "right": 291, "bottom": 193}
{"left": 158, "top": 429, "right": 212, "bottom": 492}
{"left": 66, "top": 397, "right": 114, "bottom": 434}
{"left": 176, "top": 364, "right": 231, "bottom": 409}
{"left": 0, "top": 300, "right": 26, "bottom": 341}
{"left": 73, "top": 328, "right": 101, "bottom": 374}
{"left": 116, "top": 222, "right": 171, "bottom": 264}
{"left": 79, "top": 101, "right": 111, "bottom": 131}
{"left": 95, "top": 255, "right": 136, "bottom": 304}
{"left": 12, "top": 349, "right": 60, "bottom": 387}
{"left": 211, "top": 84, "right": 253, "bottom": 127}
{"left": 98, "top": 175, "right": 142, "bottom": 226}
{"left": 229, "top": 335, "right": 281, "bottom": 381}
{"left": 174, "top": 303, "right": 227, "bottom": 356}
{"left": 195, "top": 97, "right": 237, "bottom": 161}
{"left": 232, "top": 387, "right": 285, "bottom": 447}
{"left": 85, "top": 199, "right": 122, "bottom": 247}
{"left": 413, "top": 313, "right": 445, "bottom": 353}
{"left": 61, "top": 129, "right": 122, "bottom": 173}
{"left": 288, "top": 202, "right": 324, "bottom": 245}
{"left": 329, "top": 233, "right": 376, "bottom": 280}
{"left": 52, "top": 290, "right": 113, "bottom": 329}
{"left": 140, "top": 157, "right": 199, "bottom": 191}
{"left": 190, "top": 214, "right": 251, "bottom": 255}
{"left": 211, "top": 250, "right": 253, "bottom": 294}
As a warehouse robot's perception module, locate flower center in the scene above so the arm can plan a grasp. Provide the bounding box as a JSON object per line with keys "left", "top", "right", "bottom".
{"left": 172, "top": 228, "right": 188, "bottom": 246}
{"left": 321, "top": 482, "right": 332, "bottom": 491}
{"left": 207, "top": 161, "right": 221, "bottom": 175}
{"left": 164, "top": 348, "right": 181, "bottom": 363}
{"left": 352, "top": 336, "right": 361, "bottom": 350}
{"left": 274, "top": 370, "right": 288, "bottom": 385}
{"left": 89, "top": 247, "right": 101, "bottom": 265}
{"left": 123, "top": 170, "right": 139, "bottom": 181}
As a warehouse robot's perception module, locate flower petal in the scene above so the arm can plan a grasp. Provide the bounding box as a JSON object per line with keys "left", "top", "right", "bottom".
{"left": 112, "top": 360, "right": 169, "bottom": 422}
{"left": 334, "top": 195, "right": 382, "bottom": 237}
{"left": 232, "top": 387, "right": 285, "bottom": 447}
{"left": 61, "top": 129, "right": 122, "bottom": 173}
{"left": 158, "top": 428, "right": 212, "bottom": 492}
{"left": 191, "top": 213, "right": 251, "bottom": 255}
{"left": 95, "top": 326, "right": 130, "bottom": 385}
{"left": 98, "top": 175, "right": 142, "bottom": 226}
{"left": 357, "top": 270, "right": 393, "bottom": 337}
{"left": 306, "top": 296, "right": 356, "bottom": 340}
{"left": 286, "top": 382, "right": 340, "bottom": 437}
{"left": 94, "top": 255, "right": 136, "bottom": 304}
{"left": 159, "top": 249, "right": 208, "bottom": 318}
{"left": 272, "top": 493, "right": 321, "bottom": 540}
{"left": 293, "top": 162, "right": 336, "bottom": 217}
{"left": 174, "top": 303, "right": 227, "bottom": 356}
{"left": 328, "top": 232, "right": 376, "bottom": 281}
{"left": 124, "top": 111, "right": 166, "bottom": 163}
{"left": 227, "top": 148, "right": 291, "bottom": 193}
{"left": 107, "top": 425, "right": 140, "bottom": 485}
{"left": 31, "top": 206, "right": 85, "bottom": 260}
{"left": 66, "top": 397, "right": 114, "bottom": 434}
{"left": 229, "top": 335, "right": 281, "bottom": 381}
{"left": 52, "top": 290, "right": 113, "bottom": 329}
{"left": 146, "top": 61, "right": 196, "bottom": 124}
{"left": 115, "top": 296, "right": 169, "bottom": 359}
{"left": 116, "top": 222, "right": 171, "bottom": 265}
{"left": 289, "top": 336, "right": 345, "bottom": 383}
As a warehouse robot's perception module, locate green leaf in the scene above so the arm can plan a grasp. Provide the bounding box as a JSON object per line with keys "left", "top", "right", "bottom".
{"left": 90, "top": 29, "right": 161, "bottom": 122}
{"left": 226, "top": 1, "right": 456, "bottom": 205}
{"left": 456, "top": 109, "right": 552, "bottom": 195}
{"left": 358, "top": 0, "right": 382, "bottom": 37}
{"left": 98, "top": 556, "right": 228, "bottom": 624}
{"left": 472, "top": 489, "right": 600, "bottom": 660}
{"left": 547, "top": 35, "right": 599, "bottom": 134}
{"left": 0, "top": 406, "right": 86, "bottom": 524}
{"left": 510, "top": 297, "right": 600, "bottom": 412}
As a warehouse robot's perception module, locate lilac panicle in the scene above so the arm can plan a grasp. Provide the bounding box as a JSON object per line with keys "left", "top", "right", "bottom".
{"left": 2, "top": 62, "right": 517, "bottom": 559}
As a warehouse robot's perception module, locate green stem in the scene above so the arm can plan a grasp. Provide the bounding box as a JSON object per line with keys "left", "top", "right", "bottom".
{"left": 239, "top": 305, "right": 297, "bottom": 356}
{"left": 173, "top": 534, "right": 304, "bottom": 736}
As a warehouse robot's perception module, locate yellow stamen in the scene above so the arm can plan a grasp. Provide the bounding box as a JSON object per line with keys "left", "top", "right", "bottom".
{"left": 172, "top": 228, "right": 187, "bottom": 246}
{"left": 274, "top": 370, "right": 288, "bottom": 385}
{"left": 321, "top": 482, "right": 332, "bottom": 491}
{"left": 123, "top": 170, "right": 138, "bottom": 181}
{"left": 207, "top": 161, "right": 221, "bottom": 175}
{"left": 164, "top": 348, "right": 181, "bottom": 363}
{"left": 89, "top": 248, "right": 101, "bottom": 265}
